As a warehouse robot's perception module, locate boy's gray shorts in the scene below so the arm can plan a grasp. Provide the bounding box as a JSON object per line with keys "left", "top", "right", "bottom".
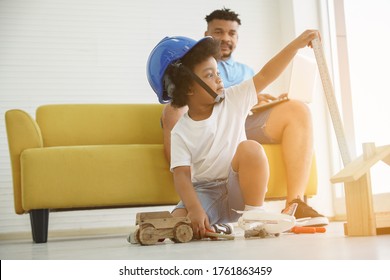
{"left": 173, "top": 168, "right": 244, "bottom": 225}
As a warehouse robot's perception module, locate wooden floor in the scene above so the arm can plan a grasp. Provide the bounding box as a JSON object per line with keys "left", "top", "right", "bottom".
{"left": 1, "top": 222, "right": 390, "bottom": 260}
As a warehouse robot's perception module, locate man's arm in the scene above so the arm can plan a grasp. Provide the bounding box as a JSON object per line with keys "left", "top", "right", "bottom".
{"left": 161, "top": 104, "right": 188, "bottom": 162}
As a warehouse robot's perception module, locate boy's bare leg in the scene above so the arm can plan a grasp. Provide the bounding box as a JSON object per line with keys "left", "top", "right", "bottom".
{"left": 263, "top": 100, "right": 313, "bottom": 205}
{"left": 231, "top": 140, "right": 269, "bottom": 206}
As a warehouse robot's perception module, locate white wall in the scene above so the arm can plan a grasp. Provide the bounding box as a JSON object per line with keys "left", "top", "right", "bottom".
{"left": 0, "top": 0, "right": 333, "bottom": 237}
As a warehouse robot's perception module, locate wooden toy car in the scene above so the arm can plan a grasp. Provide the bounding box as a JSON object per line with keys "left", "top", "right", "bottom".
{"left": 130, "top": 211, "right": 193, "bottom": 245}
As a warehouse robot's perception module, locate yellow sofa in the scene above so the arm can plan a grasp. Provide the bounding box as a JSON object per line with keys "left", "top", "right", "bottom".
{"left": 5, "top": 104, "right": 317, "bottom": 243}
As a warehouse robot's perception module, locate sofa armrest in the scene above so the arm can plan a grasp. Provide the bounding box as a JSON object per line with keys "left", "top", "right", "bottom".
{"left": 5, "top": 109, "right": 43, "bottom": 214}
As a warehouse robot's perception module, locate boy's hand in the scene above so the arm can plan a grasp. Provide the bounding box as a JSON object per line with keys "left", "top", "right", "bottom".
{"left": 187, "top": 209, "right": 212, "bottom": 239}
{"left": 294, "top": 29, "right": 321, "bottom": 49}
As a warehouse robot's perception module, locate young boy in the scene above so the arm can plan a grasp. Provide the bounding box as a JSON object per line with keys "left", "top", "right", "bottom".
{"left": 147, "top": 30, "right": 320, "bottom": 239}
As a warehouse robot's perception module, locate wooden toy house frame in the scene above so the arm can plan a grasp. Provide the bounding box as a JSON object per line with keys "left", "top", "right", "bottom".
{"left": 331, "top": 143, "right": 390, "bottom": 236}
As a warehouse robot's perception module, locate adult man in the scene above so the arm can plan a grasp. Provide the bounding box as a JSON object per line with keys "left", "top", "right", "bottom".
{"left": 161, "top": 8, "right": 328, "bottom": 227}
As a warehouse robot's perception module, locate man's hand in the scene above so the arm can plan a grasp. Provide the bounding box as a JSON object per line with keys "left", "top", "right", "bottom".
{"left": 256, "top": 93, "right": 287, "bottom": 105}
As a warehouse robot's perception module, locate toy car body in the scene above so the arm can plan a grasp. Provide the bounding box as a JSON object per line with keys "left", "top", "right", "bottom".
{"left": 129, "top": 211, "right": 193, "bottom": 245}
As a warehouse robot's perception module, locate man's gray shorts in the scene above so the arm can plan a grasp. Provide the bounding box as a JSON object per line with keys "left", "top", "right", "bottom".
{"left": 245, "top": 108, "right": 276, "bottom": 144}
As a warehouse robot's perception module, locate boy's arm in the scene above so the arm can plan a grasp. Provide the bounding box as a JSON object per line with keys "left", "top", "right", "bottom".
{"left": 172, "top": 166, "right": 211, "bottom": 238}
{"left": 161, "top": 104, "right": 188, "bottom": 162}
{"left": 253, "top": 29, "right": 319, "bottom": 93}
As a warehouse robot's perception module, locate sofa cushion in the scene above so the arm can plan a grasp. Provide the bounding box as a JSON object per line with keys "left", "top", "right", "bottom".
{"left": 36, "top": 104, "right": 165, "bottom": 147}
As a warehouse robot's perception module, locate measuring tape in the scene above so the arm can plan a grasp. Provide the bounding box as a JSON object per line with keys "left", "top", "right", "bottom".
{"left": 311, "top": 37, "right": 352, "bottom": 166}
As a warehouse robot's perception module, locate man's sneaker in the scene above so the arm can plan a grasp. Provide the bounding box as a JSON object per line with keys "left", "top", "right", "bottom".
{"left": 211, "top": 223, "right": 234, "bottom": 234}
{"left": 284, "top": 198, "right": 329, "bottom": 227}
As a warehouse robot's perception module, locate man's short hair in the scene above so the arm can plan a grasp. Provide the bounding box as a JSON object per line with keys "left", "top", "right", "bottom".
{"left": 205, "top": 8, "right": 241, "bottom": 25}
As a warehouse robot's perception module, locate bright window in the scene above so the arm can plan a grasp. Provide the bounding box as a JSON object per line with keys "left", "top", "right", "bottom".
{"left": 343, "top": 0, "right": 390, "bottom": 194}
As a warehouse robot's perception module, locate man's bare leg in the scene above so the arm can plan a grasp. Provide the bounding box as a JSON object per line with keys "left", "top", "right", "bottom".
{"left": 263, "top": 100, "right": 313, "bottom": 205}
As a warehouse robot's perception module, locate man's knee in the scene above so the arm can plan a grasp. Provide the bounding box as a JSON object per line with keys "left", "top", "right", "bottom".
{"left": 286, "top": 100, "right": 312, "bottom": 122}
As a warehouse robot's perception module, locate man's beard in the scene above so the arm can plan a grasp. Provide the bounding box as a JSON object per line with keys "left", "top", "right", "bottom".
{"left": 221, "top": 52, "right": 232, "bottom": 60}
{"left": 220, "top": 40, "right": 233, "bottom": 60}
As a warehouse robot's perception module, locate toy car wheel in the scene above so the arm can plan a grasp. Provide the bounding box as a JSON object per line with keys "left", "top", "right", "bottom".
{"left": 173, "top": 223, "right": 193, "bottom": 243}
{"left": 128, "top": 228, "right": 140, "bottom": 244}
{"left": 138, "top": 223, "right": 158, "bottom": 245}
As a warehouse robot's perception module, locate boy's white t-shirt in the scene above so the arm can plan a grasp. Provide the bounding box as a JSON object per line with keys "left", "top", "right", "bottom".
{"left": 170, "top": 78, "right": 258, "bottom": 182}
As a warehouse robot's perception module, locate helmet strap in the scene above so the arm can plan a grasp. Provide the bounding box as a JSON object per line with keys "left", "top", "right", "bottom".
{"left": 179, "top": 64, "right": 225, "bottom": 103}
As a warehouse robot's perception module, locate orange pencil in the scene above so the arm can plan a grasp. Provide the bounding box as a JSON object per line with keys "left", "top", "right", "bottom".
{"left": 315, "top": 227, "right": 326, "bottom": 233}
{"left": 291, "top": 226, "right": 326, "bottom": 234}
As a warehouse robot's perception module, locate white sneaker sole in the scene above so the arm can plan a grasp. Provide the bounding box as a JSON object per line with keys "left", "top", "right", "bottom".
{"left": 296, "top": 216, "right": 329, "bottom": 227}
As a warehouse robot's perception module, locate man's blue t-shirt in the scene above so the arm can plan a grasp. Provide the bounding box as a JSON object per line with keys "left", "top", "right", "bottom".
{"left": 217, "top": 57, "right": 255, "bottom": 88}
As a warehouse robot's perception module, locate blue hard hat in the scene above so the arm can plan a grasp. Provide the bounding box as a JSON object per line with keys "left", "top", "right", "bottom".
{"left": 146, "top": 36, "right": 209, "bottom": 104}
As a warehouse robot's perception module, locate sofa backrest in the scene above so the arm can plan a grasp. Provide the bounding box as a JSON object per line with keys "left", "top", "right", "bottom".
{"left": 36, "top": 104, "right": 165, "bottom": 146}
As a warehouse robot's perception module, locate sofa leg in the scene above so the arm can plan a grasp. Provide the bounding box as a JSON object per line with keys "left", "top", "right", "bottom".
{"left": 29, "top": 209, "right": 49, "bottom": 243}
